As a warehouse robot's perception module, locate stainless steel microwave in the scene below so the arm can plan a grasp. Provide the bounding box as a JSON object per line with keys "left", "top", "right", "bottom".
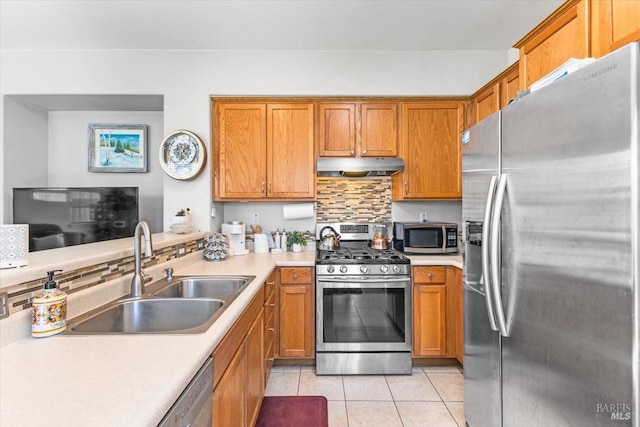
{"left": 393, "top": 222, "right": 458, "bottom": 254}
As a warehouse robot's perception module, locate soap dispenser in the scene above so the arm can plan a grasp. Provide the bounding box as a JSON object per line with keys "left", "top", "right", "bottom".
{"left": 32, "top": 269, "right": 67, "bottom": 337}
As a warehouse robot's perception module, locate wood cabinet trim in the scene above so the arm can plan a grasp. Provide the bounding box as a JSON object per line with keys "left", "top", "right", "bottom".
{"left": 518, "top": 2, "right": 583, "bottom": 54}
{"left": 513, "top": 0, "right": 584, "bottom": 48}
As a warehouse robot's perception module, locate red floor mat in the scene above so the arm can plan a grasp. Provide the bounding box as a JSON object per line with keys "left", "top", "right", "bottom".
{"left": 256, "top": 396, "right": 328, "bottom": 427}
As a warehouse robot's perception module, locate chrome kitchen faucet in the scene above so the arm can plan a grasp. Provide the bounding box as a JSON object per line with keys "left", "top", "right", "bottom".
{"left": 130, "top": 221, "right": 153, "bottom": 298}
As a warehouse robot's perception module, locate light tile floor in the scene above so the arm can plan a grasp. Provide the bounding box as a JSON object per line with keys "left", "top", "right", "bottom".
{"left": 265, "top": 365, "right": 465, "bottom": 427}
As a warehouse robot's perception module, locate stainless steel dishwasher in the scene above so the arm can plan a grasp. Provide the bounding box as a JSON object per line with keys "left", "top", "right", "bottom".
{"left": 158, "top": 357, "right": 213, "bottom": 427}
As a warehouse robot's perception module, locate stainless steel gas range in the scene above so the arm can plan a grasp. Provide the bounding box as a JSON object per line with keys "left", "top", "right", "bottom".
{"left": 315, "top": 222, "right": 412, "bottom": 375}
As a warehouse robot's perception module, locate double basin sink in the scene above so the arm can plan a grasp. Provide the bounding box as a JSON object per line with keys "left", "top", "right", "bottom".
{"left": 65, "top": 275, "right": 255, "bottom": 335}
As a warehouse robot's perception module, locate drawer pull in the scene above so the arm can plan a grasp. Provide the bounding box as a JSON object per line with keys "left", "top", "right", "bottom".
{"left": 293, "top": 273, "right": 299, "bottom": 280}
{"left": 266, "top": 281, "right": 275, "bottom": 285}
{"left": 269, "top": 303, "right": 276, "bottom": 307}
{"left": 428, "top": 273, "right": 433, "bottom": 279}
{"left": 268, "top": 328, "right": 275, "bottom": 332}
{"left": 267, "top": 358, "right": 275, "bottom": 361}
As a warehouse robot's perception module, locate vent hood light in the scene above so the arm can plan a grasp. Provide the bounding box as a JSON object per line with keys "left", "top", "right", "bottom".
{"left": 317, "top": 157, "right": 404, "bottom": 178}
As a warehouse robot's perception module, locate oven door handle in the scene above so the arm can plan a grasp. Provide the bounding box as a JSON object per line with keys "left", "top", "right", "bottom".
{"left": 317, "top": 277, "right": 411, "bottom": 283}
{"left": 317, "top": 278, "right": 411, "bottom": 288}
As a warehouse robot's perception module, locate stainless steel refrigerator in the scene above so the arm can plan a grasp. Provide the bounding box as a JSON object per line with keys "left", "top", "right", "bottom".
{"left": 462, "top": 42, "right": 639, "bottom": 427}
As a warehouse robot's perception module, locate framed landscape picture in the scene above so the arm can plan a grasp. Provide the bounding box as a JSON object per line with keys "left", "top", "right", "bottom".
{"left": 88, "top": 123, "right": 148, "bottom": 173}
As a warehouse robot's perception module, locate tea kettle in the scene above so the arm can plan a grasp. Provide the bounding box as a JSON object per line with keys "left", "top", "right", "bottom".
{"left": 371, "top": 225, "right": 391, "bottom": 250}
{"left": 318, "top": 226, "right": 341, "bottom": 251}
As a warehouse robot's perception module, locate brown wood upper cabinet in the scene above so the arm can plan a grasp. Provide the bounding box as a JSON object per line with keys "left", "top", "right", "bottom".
{"left": 317, "top": 101, "right": 398, "bottom": 157}
{"left": 213, "top": 100, "right": 315, "bottom": 201}
{"left": 393, "top": 101, "right": 464, "bottom": 200}
{"left": 467, "top": 62, "right": 519, "bottom": 127}
{"left": 592, "top": 0, "right": 640, "bottom": 57}
{"left": 515, "top": 0, "right": 591, "bottom": 91}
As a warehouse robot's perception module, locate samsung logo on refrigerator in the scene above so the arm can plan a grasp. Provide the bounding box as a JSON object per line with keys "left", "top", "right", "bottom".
{"left": 584, "top": 63, "right": 618, "bottom": 81}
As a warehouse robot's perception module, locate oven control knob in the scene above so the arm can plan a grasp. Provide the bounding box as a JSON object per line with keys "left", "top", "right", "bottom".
{"left": 340, "top": 265, "right": 348, "bottom": 274}
{"left": 327, "top": 265, "right": 335, "bottom": 273}
{"left": 380, "top": 265, "right": 389, "bottom": 273}
{"left": 393, "top": 266, "right": 401, "bottom": 273}
{"left": 360, "top": 265, "right": 368, "bottom": 274}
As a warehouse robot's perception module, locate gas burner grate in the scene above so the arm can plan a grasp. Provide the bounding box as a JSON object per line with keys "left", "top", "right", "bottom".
{"left": 316, "top": 246, "right": 410, "bottom": 265}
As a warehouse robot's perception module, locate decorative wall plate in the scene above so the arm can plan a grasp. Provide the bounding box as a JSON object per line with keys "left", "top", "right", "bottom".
{"left": 159, "top": 130, "right": 206, "bottom": 180}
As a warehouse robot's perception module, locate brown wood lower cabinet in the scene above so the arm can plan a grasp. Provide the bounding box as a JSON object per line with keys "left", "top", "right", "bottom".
{"left": 213, "top": 339, "right": 247, "bottom": 427}
{"left": 246, "top": 310, "right": 265, "bottom": 427}
{"left": 412, "top": 266, "right": 463, "bottom": 362}
{"left": 413, "top": 282, "right": 447, "bottom": 357}
{"left": 264, "top": 271, "right": 276, "bottom": 382}
{"left": 212, "top": 281, "right": 267, "bottom": 427}
{"left": 277, "top": 267, "right": 315, "bottom": 359}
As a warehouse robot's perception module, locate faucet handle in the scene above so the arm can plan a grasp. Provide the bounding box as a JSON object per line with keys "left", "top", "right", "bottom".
{"left": 163, "top": 267, "right": 174, "bottom": 280}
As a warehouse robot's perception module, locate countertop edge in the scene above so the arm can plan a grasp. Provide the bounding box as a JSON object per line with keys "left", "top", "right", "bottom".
{"left": 0, "top": 231, "right": 208, "bottom": 289}
{"left": 0, "top": 251, "right": 315, "bottom": 427}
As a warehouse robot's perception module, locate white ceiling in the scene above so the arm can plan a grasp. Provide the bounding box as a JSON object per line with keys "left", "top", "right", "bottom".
{"left": 1, "top": 0, "right": 563, "bottom": 51}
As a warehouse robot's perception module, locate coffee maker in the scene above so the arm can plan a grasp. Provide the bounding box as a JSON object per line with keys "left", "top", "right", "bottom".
{"left": 221, "top": 221, "right": 248, "bottom": 256}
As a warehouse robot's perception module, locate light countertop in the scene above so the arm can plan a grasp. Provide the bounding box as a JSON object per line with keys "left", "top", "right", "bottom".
{"left": 407, "top": 254, "right": 463, "bottom": 269}
{"left": 0, "top": 251, "right": 314, "bottom": 427}
{"left": 0, "top": 250, "right": 460, "bottom": 427}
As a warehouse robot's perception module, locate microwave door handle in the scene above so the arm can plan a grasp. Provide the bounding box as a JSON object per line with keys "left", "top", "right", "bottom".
{"left": 482, "top": 175, "right": 499, "bottom": 332}
{"left": 441, "top": 225, "right": 447, "bottom": 251}
{"left": 490, "top": 173, "right": 509, "bottom": 337}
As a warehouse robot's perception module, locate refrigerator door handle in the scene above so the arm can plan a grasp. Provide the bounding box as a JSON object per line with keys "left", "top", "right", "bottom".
{"left": 482, "top": 175, "right": 499, "bottom": 331}
{"left": 490, "top": 173, "right": 509, "bottom": 337}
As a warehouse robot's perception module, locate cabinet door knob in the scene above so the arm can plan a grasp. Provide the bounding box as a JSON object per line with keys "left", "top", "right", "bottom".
{"left": 268, "top": 181, "right": 272, "bottom": 194}
{"left": 405, "top": 182, "right": 409, "bottom": 193}
{"left": 267, "top": 357, "right": 275, "bottom": 361}
{"left": 428, "top": 273, "right": 433, "bottom": 279}
{"left": 350, "top": 150, "right": 355, "bottom": 156}
{"left": 293, "top": 273, "right": 299, "bottom": 280}
{"left": 261, "top": 181, "right": 266, "bottom": 196}
{"left": 362, "top": 149, "right": 367, "bottom": 155}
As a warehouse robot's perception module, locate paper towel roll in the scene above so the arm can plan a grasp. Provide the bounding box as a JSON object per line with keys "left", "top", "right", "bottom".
{"left": 283, "top": 203, "right": 315, "bottom": 220}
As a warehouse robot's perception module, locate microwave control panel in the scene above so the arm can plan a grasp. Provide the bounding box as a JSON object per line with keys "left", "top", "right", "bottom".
{"left": 446, "top": 227, "right": 458, "bottom": 248}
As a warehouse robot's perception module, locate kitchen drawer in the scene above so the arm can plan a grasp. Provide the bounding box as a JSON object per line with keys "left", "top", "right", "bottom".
{"left": 264, "top": 290, "right": 276, "bottom": 332}
{"left": 264, "top": 270, "right": 276, "bottom": 301}
{"left": 413, "top": 266, "right": 446, "bottom": 284}
{"left": 280, "top": 267, "right": 312, "bottom": 285}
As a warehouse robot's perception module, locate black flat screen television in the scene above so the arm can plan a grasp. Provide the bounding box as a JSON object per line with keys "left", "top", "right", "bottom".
{"left": 13, "top": 187, "right": 139, "bottom": 252}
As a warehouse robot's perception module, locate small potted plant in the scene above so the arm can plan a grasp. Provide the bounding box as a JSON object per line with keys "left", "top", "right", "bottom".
{"left": 170, "top": 208, "right": 191, "bottom": 227}
{"left": 286, "top": 231, "right": 307, "bottom": 253}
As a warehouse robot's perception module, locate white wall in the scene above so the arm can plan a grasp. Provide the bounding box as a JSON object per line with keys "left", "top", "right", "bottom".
{"left": 2, "top": 97, "right": 49, "bottom": 222}
{"left": 223, "top": 202, "right": 316, "bottom": 236}
{"left": 392, "top": 201, "right": 462, "bottom": 227}
{"left": 1, "top": 48, "right": 511, "bottom": 230}
{"left": 47, "top": 111, "right": 164, "bottom": 232}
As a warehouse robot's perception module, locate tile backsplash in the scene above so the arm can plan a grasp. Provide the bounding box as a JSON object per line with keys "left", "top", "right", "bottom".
{"left": 2, "top": 237, "right": 205, "bottom": 316}
{"left": 316, "top": 177, "right": 392, "bottom": 222}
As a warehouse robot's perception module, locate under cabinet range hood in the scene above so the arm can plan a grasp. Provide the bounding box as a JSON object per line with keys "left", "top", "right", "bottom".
{"left": 316, "top": 157, "right": 404, "bottom": 178}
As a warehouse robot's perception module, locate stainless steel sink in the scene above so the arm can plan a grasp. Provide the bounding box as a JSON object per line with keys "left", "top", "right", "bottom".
{"left": 66, "top": 298, "right": 226, "bottom": 334}
{"left": 65, "top": 274, "right": 256, "bottom": 335}
{"left": 153, "top": 275, "right": 255, "bottom": 299}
